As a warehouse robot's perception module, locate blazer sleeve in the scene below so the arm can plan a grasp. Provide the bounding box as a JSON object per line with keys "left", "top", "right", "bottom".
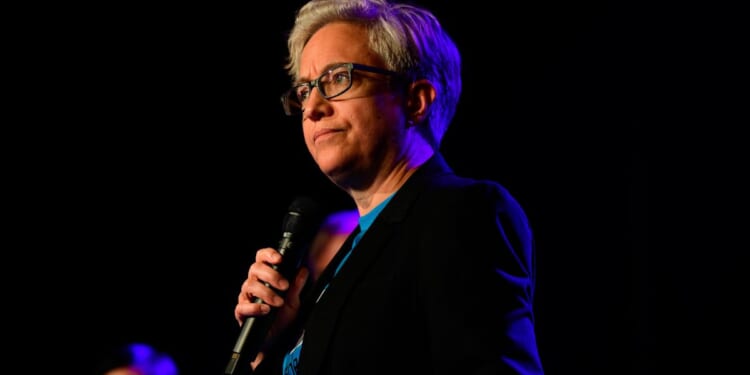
{"left": 417, "top": 181, "right": 543, "bottom": 374}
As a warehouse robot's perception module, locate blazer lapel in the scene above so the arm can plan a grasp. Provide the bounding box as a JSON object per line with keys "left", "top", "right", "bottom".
{"left": 298, "top": 153, "right": 453, "bottom": 374}
{"left": 299, "top": 216, "right": 396, "bottom": 374}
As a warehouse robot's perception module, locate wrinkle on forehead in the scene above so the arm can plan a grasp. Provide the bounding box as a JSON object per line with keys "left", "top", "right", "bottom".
{"left": 298, "top": 22, "right": 383, "bottom": 81}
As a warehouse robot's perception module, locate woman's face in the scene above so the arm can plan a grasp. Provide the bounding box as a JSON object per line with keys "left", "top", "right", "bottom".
{"left": 297, "top": 22, "right": 407, "bottom": 188}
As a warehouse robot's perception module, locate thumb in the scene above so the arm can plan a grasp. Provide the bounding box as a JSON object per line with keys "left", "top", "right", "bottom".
{"left": 285, "top": 266, "right": 309, "bottom": 310}
{"left": 271, "top": 266, "right": 309, "bottom": 335}
{"left": 276, "top": 266, "right": 310, "bottom": 327}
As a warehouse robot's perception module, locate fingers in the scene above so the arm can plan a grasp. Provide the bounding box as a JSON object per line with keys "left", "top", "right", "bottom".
{"left": 234, "top": 298, "right": 271, "bottom": 325}
{"left": 253, "top": 248, "right": 290, "bottom": 287}
{"left": 234, "top": 247, "right": 291, "bottom": 325}
{"left": 250, "top": 352, "right": 265, "bottom": 371}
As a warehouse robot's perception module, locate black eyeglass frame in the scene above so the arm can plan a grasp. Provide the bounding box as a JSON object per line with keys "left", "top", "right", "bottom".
{"left": 280, "top": 62, "right": 402, "bottom": 116}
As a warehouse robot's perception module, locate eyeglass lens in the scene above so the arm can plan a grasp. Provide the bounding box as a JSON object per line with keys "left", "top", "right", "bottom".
{"left": 282, "top": 64, "right": 353, "bottom": 116}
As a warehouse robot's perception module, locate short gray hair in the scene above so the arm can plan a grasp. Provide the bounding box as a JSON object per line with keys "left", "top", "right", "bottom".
{"left": 285, "top": 0, "right": 462, "bottom": 148}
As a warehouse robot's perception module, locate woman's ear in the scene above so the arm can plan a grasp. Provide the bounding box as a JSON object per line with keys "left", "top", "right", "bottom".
{"left": 405, "top": 79, "right": 436, "bottom": 125}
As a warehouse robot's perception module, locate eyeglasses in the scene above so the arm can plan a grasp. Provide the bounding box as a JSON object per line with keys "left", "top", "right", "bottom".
{"left": 280, "top": 62, "right": 401, "bottom": 116}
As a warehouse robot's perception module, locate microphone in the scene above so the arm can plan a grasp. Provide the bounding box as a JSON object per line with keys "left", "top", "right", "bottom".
{"left": 224, "top": 196, "right": 323, "bottom": 375}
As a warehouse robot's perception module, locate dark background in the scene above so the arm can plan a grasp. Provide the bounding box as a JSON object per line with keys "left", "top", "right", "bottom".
{"left": 28, "top": 0, "right": 729, "bottom": 373}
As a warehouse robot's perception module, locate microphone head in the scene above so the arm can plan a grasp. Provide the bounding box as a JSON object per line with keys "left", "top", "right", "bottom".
{"left": 282, "top": 195, "right": 325, "bottom": 240}
{"left": 287, "top": 195, "right": 320, "bottom": 217}
{"left": 276, "top": 196, "right": 326, "bottom": 276}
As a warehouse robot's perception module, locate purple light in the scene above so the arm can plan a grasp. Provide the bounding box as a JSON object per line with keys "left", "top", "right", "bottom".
{"left": 126, "top": 342, "right": 179, "bottom": 375}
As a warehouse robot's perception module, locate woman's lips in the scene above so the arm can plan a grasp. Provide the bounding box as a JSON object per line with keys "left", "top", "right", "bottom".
{"left": 313, "top": 128, "right": 342, "bottom": 143}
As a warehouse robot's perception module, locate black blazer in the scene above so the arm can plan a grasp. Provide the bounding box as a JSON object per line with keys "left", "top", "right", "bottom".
{"left": 261, "top": 153, "right": 543, "bottom": 375}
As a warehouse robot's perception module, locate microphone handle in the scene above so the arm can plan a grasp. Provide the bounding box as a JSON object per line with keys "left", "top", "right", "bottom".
{"left": 224, "top": 233, "right": 295, "bottom": 375}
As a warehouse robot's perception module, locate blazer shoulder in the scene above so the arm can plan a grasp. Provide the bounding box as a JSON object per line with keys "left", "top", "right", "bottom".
{"left": 425, "top": 174, "right": 521, "bottom": 208}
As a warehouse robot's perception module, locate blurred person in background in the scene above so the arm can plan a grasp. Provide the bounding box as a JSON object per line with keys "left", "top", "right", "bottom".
{"left": 96, "top": 342, "right": 178, "bottom": 375}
